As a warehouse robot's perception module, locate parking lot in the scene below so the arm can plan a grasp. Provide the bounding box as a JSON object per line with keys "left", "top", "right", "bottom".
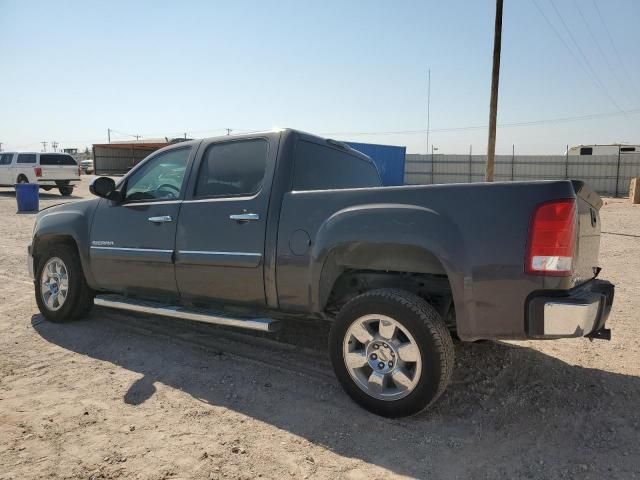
{"left": 1, "top": 180, "right": 639, "bottom": 479}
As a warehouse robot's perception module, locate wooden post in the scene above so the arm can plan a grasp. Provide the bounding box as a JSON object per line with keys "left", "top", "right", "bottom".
{"left": 615, "top": 147, "right": 622, "bottom": 197}
{"left": 485, "top": 0, "right": 503, "bottom": 182}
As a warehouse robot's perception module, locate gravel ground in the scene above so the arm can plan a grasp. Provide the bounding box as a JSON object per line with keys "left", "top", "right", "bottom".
{"left": 0, "top": 181, "right": 639, "bottom": 480}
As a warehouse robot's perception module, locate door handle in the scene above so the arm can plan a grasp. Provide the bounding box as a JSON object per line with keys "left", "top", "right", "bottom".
{"left": 148, "top": 215, "right": 173, "bottom": 223}
{"left": 229, "top": 213, "right": 259, "bottom": 222}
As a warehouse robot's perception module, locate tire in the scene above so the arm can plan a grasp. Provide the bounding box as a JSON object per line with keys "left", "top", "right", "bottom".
{"left": 42, "top": 186, "right": 53, "bottom": 191}
{"left": 329, "top": 289, "right": 454, "bottom": 417}
{"left": 35, "top": 244, "right": 94, "bottom": 323}
{"left": 59, "top": 186, "right": 74, "bottom": 196}
{"left": 17, "top": 175, "right": 28, "bottom": 184}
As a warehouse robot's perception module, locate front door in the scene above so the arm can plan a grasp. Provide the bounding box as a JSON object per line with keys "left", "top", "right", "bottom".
{"left": 0, "top": 153, "right": 14, "bottom": 185}
{"left": 175, "top": 137, "right": 276, "bottom": 305}
{"left": 89, "top": 146, "right": 194, "bottom": 298}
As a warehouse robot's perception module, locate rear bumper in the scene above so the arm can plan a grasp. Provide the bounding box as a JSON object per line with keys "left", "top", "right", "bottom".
{"left": 526, "top": 279, "right": 614, "bottom": 339}
{"left": 37, "top": 179, "right": 80, "bottom": 186}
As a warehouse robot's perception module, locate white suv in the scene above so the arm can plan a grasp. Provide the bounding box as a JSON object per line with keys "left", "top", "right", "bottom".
{"left": 0, "top": 152, "right": 81, "bottom": 196}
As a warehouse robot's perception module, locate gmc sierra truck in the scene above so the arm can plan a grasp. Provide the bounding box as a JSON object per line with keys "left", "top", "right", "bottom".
{"left": 28, "top": 129, "right": 614, "bottom": 417}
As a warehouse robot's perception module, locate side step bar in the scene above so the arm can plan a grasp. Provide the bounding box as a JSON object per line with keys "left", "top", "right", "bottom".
{"left": 95, "top": 294, "right": 280, "bottom": 333}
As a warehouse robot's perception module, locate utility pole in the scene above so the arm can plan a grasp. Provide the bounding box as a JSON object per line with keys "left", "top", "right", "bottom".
{"left": 485, "top": 0, "right": 503, "bottom": 182}
{"left": 226, "top": 128, "right": 232, "bottom": 136}
{"left": 41, "top": 141, "right": 48, "bottom": 152}
{"left": 135, "top": 134, "right": 140, "bottom": 140}
{"left": 51, "top": 141, "right": 59, "bottom": 152}
{"left": 108, "top": 128, "right": 111, "bottom": 143}
{"left": 0, "top": 142, "right": 3, "bottom": 152}
{"left": 426, "top": 68, "right": 431, "bottom": 155}
{"left": 184, "top": 133, "right": 187, "bottom": 139}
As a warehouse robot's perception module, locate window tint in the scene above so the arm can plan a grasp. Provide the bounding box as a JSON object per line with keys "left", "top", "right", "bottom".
{"left": 40, "top": 154, "right": 77, "bottom": 166}
{"left": 17, "top": 154, "right": 36, "bottom": 164}
{"left": 580, "top": 147, "right": 593, "bottom": 156}
{"left": 0, "top": 153, "right": 13, "bottom": 165}
{"left": 195, "top": 139, "right": 268, "bottom": 197}
{"left": 125, "top": 147, "right": 191, "bottom": 201}
{"left": 293, "top": 140, "right": 381, "bottom": 190}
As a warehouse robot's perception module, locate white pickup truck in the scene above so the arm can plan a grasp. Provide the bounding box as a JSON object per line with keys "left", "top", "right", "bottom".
{"left": 0, "top": 152, "right": 80, "bottom": 196}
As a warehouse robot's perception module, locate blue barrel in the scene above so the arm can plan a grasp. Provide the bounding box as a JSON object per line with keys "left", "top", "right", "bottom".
{"left": 15, "top": 183, "right": 39, "bottom": 212}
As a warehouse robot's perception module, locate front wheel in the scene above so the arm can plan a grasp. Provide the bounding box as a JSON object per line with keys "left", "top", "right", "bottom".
{"left": 329, "top": 289, "right": 454, "bottom": 417}
{"left": 59, "top": 186, "right": 74, "bottom": 196}
{"left": 35, "top": 244, "right": 94, "bottom": 322}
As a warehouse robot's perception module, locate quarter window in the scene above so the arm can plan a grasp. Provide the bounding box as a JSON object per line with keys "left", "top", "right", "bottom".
{"left": 195, "top": 139, "right": 268, "bottom": 198}
{"left": 124, "top": 147, "right": 191, "bottom": 201}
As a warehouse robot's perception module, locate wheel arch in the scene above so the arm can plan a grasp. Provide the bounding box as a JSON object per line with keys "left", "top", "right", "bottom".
{"left": 309, "top": 203, "right": 470, "bottom": 332}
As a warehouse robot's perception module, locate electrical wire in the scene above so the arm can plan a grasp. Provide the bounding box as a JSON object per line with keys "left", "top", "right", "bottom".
{"left": 592, "top": 0, "right": 640, "bottom": 101}
{"left": 531, "top": 0, "right": 623, "bottom": 113}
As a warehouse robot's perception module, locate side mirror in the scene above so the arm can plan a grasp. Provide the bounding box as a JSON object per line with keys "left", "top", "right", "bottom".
{"left": 90, "top": 177, "right": 121, "bottom": 201}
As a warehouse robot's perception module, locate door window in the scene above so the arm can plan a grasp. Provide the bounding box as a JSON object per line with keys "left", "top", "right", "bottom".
{"left": 17, "top": 154, "right": 36, "bottom": 164}
{"left": 0, "top": 153, "right": 13, "bottom": 165}
{"left": 194, "top": 139, "right": 268, "bottom": 198}
{"left": 124, "top": 147, "right": 191, "bottom": 202}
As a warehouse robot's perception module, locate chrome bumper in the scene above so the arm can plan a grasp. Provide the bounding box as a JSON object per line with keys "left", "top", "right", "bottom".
{"left": 527, "top": 279, "right": 614, "bottom": 339}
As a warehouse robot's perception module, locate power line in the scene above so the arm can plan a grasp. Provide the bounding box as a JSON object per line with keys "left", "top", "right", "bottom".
{"left": 572, "top": 0, "right": 631, "bottom": 102}
{"left": 531, "top": 0, "right": 623, "bottom": 112}
{"left": 592, "top": 0, "right": 640, "bottom": 101}
{"left": 321, "top": 107, "right": 640, "bottom": 137}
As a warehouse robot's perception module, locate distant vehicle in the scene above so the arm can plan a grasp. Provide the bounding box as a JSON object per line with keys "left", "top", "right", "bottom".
{"left": 0, "top": 152, "right": 80, "bottom": 196}
{"left": 28, "top": 129, "right": 614, "bottom": 417}
{"left": 80, "top": 159, "right": 94, "bottom": 174}
{"left": 568, "top": 144, "right": 639, "bottom": 156}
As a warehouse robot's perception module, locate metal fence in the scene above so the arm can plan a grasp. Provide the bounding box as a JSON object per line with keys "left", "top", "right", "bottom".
{"left": 405, "top": 153, "right": 640, "bottom": 197}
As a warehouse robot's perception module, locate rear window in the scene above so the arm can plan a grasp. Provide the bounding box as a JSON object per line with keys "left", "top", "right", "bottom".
{"left": 17, "top": 154, "right": 36, "bottom": 164}
{"left": 293, "top": 140, "right": 381, "bottom": 190}
{"left": 620, "top": 147, "right": 636, "bottom": 153}
{"left": 40, "top": 154, "right": 77, "bottom": 166}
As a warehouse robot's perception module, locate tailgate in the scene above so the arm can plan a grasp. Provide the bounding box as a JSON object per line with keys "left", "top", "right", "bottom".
{"left": 572, "top": 180, "right": 602, "bottom": 285}
{"left": 39, "top": 154, "right": 80, "bottom": 180}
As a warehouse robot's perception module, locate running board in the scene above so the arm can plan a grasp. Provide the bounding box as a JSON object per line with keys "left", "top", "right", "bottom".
{"left": 94, "top": 294, "right": 280, "bottom": 332}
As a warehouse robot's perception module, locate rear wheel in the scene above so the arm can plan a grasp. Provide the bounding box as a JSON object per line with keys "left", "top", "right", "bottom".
{"left": 59, "top": 186, "right": 74, "bottom": 196}
{"left": 329, "top": 289, "right": 454, "bottom": 417}
{"left": 17, "top": 175, "right": 28, "bottom": 184}
{"left": 35, "top": 244, "right": 94, "bottom": 322}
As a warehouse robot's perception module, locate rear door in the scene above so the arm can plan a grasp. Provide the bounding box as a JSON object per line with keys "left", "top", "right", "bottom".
{"left": 89, "top": 145, "right": 195, "bottom": 298}
{"left": 14, "top": 153, "right": 36, "bottom": 182}
{"left": 39, "top": 154, "right": 79, "bottom": 180}
{"left": 175, "top": 136, "right": 277, "bottom": 305}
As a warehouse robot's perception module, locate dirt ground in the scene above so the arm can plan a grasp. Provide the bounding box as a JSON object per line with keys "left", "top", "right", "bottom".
{"left": 0, "top": 181, "right": 639, "bottom": 480}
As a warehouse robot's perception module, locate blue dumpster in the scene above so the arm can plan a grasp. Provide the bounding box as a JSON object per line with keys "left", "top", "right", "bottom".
{"left": 15, "top": 183, "right": 39, "bottom": 212}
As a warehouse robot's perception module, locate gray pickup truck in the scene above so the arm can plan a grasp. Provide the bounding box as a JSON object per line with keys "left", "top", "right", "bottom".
{"left": 28, "top": 129, "right": 614, "bottom": 417}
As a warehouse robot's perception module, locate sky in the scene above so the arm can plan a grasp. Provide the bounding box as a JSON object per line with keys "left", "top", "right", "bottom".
{"left": 1, "top": 0, "right": 639, "bottom": 154}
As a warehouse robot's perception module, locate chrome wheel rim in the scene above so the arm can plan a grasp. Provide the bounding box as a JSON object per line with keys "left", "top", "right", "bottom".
{"left": 343, "top": 314, "right": 422, "bottom": 401}
{"left": 40, "top": 257, "right": 69, "bottom": 312}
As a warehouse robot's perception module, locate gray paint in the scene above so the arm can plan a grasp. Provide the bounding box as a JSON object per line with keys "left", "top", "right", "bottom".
{"left": 31, "top": 129, "right": 607, "bottom": 342}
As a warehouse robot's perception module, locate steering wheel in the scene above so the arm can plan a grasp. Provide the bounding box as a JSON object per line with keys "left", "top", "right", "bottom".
{"left": 157, "top": 183, "right": 180, "bottom": 199}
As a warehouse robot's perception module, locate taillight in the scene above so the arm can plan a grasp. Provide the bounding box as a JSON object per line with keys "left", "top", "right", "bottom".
{"left": 525, "top": 199, "right": 576, "bottom": 276}
{"left": 34, "top": 167, "right": 42, "bottom": 177}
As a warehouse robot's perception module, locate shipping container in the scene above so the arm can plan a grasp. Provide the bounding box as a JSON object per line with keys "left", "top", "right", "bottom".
{"left": 345, "top": 142, "right": 406, "bottom": 186}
